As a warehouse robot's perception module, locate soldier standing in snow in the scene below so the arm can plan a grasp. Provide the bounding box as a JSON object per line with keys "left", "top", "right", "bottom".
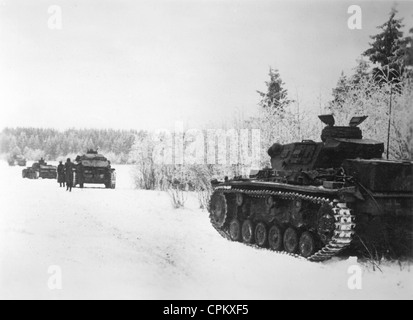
{"left": 57, "top": 161, "right": 65, "bottom": 188}
{"left": 105, "top": 160, "right": 112, "bottom": 186}
{"left": 64, "top": 158, "right": 75, "bottom": 192}
{"left": 77, "top": 162, "right": 85, "bottom": 189}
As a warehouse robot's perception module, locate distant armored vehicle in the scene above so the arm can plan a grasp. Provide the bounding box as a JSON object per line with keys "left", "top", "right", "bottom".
{"left": 7, "top": 155, "right": 27, "bottom": 167}
{"left": 74, "top": 150, "right": 116, "bottom": 189}
{"left": 22, "top": 159, "right": 57, "bottom": 179}
{"left": 209, "top": 115, "right": 413, "bottom": 261}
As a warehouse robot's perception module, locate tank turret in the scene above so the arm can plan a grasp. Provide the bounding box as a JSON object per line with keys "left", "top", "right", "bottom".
{"left": 268, "top": 115, "right": 384, "bottom": 171}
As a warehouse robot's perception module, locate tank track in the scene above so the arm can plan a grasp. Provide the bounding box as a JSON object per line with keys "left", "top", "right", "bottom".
{"left": 210, "top": 186, "right": 356, "bottom": 262}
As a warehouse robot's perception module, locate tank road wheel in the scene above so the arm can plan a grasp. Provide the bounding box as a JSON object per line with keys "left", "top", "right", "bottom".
{"left": 283, "top": 227, "right": 299, "bottom": 254}
{"left": 241, "top": 220, "right": 255, "bottom": 244}
{"left": 229, "top": 219, "right": 241, "bottom": 241}
{"left": 299, "top": 231, "right": 316, "bottom": 258}
{"left": 255, "top": 222, "right": 268, "bottom": 247}
{"left": 268, "top": 225, "right": 283, "bottom": 251}
{"left": 209, "top": 192, "right": 228, "bottom": 228}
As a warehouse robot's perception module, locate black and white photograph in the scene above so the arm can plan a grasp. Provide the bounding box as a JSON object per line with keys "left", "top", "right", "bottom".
{"left": 0, "top": 0, "right": 412, "bottom": 302}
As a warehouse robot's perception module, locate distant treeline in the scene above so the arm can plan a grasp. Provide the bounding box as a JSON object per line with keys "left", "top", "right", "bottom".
{"left": 0, "top": 128, "right": 138, "bottom": 164}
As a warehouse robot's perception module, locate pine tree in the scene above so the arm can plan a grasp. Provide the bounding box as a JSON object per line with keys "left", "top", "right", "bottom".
{"left": 330, "top": 58, "right": 372, "bottom": 109}
{"left": 351, "top": 58, "right": 371, "bottom": 85}
{"left": 331, "top": 72, "right": 351, "bottom": 108}
{"left": 257, "top": 68, "right": 291, "bottom": 114}
{"left": 11, "top": 145, "right": 22, "bottom": 157}
{"left": 363, "top": 8, "right": 409, "bottom": 82}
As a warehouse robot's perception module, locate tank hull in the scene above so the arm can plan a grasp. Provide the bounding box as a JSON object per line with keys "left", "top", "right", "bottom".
{"left": 74, "top": 168, "right": 116, "bottom": 188}
{"left": 209, "top": 183, "right": 355, "bottom": 261}
{"left": 22, "top": 164, "right": 57, "bottom": 179}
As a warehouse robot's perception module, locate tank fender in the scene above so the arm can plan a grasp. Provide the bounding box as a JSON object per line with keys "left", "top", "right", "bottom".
{"left": 338, "top": 186, "right": 364, "bottom": 202}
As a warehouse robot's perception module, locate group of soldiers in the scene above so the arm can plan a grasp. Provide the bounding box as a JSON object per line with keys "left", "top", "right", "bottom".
{"left": 57, "top": 158, "right": 84, "bottom": 192}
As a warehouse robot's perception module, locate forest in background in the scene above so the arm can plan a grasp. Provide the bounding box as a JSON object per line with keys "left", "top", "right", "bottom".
{"left": 0, "top": 128, "right": 137, "bottom": 164}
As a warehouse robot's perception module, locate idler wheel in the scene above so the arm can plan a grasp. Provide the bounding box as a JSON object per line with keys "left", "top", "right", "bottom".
{"left": 242, "top": 219, "right": 255, "bottom": 244}
{"left": 255, "top": 222, "right": 268, "bottom": 247}
{"left": 229, "top": 219, "right": 241, "bottom": 241}
{"left": 268, "top": 225, "right": 283, "bottom": 251}
{"left": 299, "top": 231, "right": 316, "bottom": 258}
{"left": 209, "top": 192, "right": 228, "bottom": 228}
{"left": 283, "top": 227, "right": 299, "bottom": 254}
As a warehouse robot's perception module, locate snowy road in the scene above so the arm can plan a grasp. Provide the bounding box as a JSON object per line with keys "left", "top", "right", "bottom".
{"left": 0, "top": 162, "right": 411, "bottom": 300}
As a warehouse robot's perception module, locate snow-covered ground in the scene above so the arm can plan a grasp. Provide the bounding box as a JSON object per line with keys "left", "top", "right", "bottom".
{"left": 0, "top": 161, "right": 411, "bottom": 300}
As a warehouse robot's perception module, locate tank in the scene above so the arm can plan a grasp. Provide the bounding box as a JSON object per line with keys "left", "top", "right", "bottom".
{"left": 22, "top": 159, "right": 57, "bottom": 179}
{"left": 74, "top": 150, "right": 116, "bottom": 189}
{"left": 15, "top": 155, "right": 27, "bottom": 167}
{"left": 7, "top": 155, "right": 27, "bottom": 167}
{"left": 208, "top": 115, "right": 413, "bottom": 261}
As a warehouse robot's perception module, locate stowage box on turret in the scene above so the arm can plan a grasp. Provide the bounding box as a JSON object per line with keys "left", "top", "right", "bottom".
{"left": 208, "top": 115, "right": 413, "bottom": 261}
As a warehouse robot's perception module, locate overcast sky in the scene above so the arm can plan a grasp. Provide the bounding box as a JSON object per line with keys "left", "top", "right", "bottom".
{"left": 0, "top": 0, "right": 412, "bottom": 131}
